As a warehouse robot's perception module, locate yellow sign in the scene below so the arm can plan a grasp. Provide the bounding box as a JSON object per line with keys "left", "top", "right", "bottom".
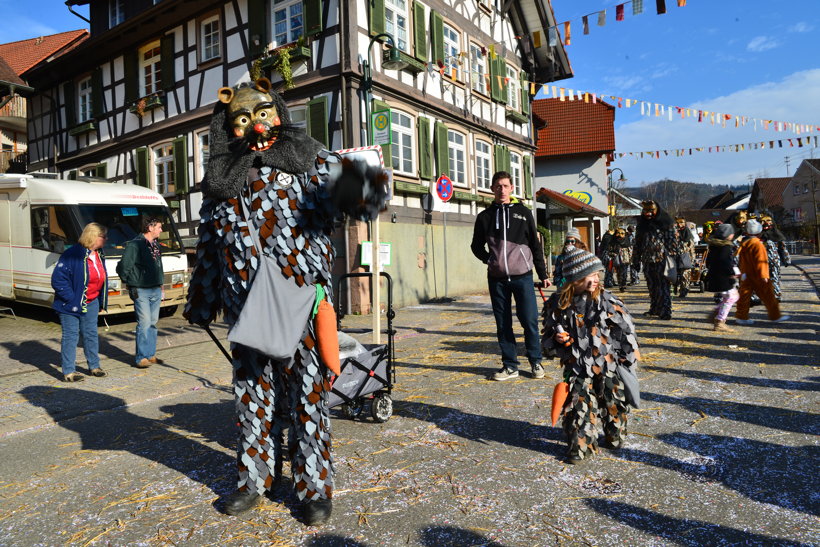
{"left": 562, "top": 190, "right": 592, "bottom": 204}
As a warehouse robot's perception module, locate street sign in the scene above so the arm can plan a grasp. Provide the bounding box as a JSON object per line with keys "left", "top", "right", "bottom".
{"left": 371, "top": 110, "right": 391, "bottom": 147}
{"left": 436, "top": 174, "right": 453, "bottom": 202}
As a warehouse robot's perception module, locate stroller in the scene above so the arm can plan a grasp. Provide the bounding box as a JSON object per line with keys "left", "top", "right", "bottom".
{"left": 330, "top": 272, "right": 396, "bottom": 423}
{"left": 689, "top": 243, "right": 709, "bottom": 293}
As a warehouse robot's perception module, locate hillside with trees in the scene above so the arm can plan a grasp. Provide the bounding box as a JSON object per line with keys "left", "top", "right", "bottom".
{"left": 622, "top": 179, "right": 750, "bottom": 214}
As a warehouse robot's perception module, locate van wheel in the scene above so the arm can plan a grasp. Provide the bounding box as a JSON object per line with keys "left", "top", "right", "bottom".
{"left": 160, "top": 305, "right": 178, "bottom": 317}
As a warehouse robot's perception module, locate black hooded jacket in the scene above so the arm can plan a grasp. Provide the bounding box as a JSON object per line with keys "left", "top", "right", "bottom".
{"left": 632, "top": 206, "right": 679, "bottom": 267}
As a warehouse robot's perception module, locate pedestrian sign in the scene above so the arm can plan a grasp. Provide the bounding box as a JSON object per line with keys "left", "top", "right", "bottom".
{"left": 436, "top": 174, "right": 453, "bottom": 202}
{"left": 371, "top": 110, "right": 391, "bottom": 146}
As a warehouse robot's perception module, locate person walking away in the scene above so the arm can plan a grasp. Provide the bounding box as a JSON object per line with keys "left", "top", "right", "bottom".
{"left": 471, "top": 171, "right": 550, "bottom": 381}
{"left": 674, "top": 216, "right": 695, "bottom": 297}
{"left": 735, "top": 219, "right": 790, "bottom": 325}
{"left": 759, "top": 214, "right": 790, "bottom": 301}
{"left": 704, "top": 224, "right": 739, "bottom": 332}
{"left": 610, "top": 227, "right": 633, "bottom": 292}
{"left": 542, "top": 248, "right": 640, "bottom": 464}
{"left": 599, "top": 227, "right": 616, "bottom": 288}
{"left": 626, "top": 226, "right": 640, "bottom": 285}
{"left": 552, "top": 228, "right": 585, "bottom": 289}
{"left": 117, "top": 217, "right": 165, "bottom": 368}
{"left": 632, "top": 201, "right": 679, "bottom": 320}
{"left": 51, "top": 223, "right": 109, "bottom": 381}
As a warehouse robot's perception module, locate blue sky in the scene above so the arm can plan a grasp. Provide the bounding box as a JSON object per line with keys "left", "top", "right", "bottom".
{"left": 547, "top": 0, "right": 820, "bottom": 187}
{"left": 2, "top": 1, "right": 818, "bottom": 188}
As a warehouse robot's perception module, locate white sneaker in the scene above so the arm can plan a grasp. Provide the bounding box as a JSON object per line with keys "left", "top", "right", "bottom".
{"left": 772, "top": 315, "right": 790, "bottom": 323}
{"left": 735, "top": 318, "right": 755, "bottom": 325}
{"left": 492, "top": 367, "right": 519, "bottom": 381}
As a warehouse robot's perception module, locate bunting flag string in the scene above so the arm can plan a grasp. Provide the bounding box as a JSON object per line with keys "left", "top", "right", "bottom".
{"left": 613, "top": 135, "right": 819, "bottom": 160}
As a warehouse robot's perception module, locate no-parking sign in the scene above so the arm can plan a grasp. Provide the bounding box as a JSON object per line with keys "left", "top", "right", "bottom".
{"left": 436, "top": 174, "right": 453, "bottom": 202}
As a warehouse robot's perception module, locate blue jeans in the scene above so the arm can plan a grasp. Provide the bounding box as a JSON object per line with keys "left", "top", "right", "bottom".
{"left": 134, "top": 286, "right": 161, "bottom": 364}
{"left": 488, "top": 274, "right": 542, "bottom": 371}
{"left": 59, "top": 298, "right": 100, "bottom": 375}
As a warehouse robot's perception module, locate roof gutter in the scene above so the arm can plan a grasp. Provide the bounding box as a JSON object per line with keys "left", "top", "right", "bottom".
{"left": 0, "top": 82, "right": 36, "bottom": 109}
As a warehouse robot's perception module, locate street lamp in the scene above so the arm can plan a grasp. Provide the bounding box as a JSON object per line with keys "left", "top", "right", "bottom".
{"left": 361, "top": 33, "right": 406, "bottom": 343}
{"left": 607, "top": 168, "right": 627, "bottom": 218}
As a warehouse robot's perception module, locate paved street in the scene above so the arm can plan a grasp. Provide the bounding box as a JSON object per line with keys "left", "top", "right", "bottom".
{"left": 0, "top": 257, "right": 818, "bottom": 546}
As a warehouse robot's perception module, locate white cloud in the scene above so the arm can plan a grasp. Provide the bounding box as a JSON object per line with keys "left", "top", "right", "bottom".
{"left": 788, "top": 22, "right": 813, "bottom": 33}
{"left": 611, "top": 69, "right": 820, "bottom": 187}
{"left": 746, "top": 36, "right": 780, "bottom": 52}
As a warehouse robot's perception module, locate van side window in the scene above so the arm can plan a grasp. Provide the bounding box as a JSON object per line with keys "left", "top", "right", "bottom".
{"left": 30, "top": 206, "right": 74, "bottom": 253}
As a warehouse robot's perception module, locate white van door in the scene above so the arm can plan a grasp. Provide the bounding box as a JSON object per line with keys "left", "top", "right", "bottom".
{"left": 0, "top": 193, "right": 12, "bottom": 298}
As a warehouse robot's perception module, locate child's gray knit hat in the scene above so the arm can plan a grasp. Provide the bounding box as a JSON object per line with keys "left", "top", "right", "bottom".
{"left": 563, "top": 248, "right": 604, "bottom": 284}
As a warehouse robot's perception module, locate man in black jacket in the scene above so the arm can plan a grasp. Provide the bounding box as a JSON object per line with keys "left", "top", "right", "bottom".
{"left": 471, "top": 171, "right": 549, "bottom": 381}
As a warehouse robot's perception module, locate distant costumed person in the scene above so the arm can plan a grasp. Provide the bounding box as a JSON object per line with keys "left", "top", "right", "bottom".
{"left": 184, "top": 78, "right": 387, "bottom": 525}
{"left": 632, "top": 200, "right": 679, "bottom": 320}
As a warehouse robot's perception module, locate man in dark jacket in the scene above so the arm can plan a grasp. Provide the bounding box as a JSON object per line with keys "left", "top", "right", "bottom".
{"left": 117, "top": 217, "right": 164, "bottom": 369}
{"left": 471, "top": 171, "right": 549, "bottom": 381}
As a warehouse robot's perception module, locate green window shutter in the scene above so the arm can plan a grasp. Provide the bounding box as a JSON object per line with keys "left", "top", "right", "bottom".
{"left": 248, "top": 0, "right": 268, "bottom": 57}
{"left": 68, "top": 170, "right": 78, "bottom": 180}
{"left": 434, "top": 121, "right": 448, "bottom": 177}
{"left": 372, "top": 99, "right": 391, "bottom": 168}
{"left": 369, "top": 0, "right": 385, "bottom": 37}
{"left": 124, "top": 50, "right": 139, "bottom": 104}
{"left": 134, "top": 147, "right": 150, "bottom": 188}
{"left": 417, "top": 116, "right": 432, "bottom": 180}
{"left": 493, "top": 144, "right": 503, "bottom": 173}
{"left": 413, "top": 2, "right": 427, "bottom": 61}
{"left": 63, "top": 82, "right": 77, "bottom": 127}
{"left": 499, "top": 59, "right": 508, "bottom": 104}
{"left": 430, "top": 10, "right": 444, "bottom": 65}
{"left": 520, "top": 72, "right": 529, "bottom": 115}
{"left": 304, "top": 0, "right": 323, "bottom": 36}
{"left": 523, "top": 155, "right": 532, "bottom": 198}
{"left": 306, "top": 97, "right": 329, "bottom": 148}
{"left": 91, "top": 68, "right": 104, "bottom": 118}
{"left": 489, "top": 54, "right": 501, "bottom": 101}
{"left": 95, "top": 163, "right": 108, "bottom": 180}
{"left": 161, "top": 34, "right": 175, "bottom": 91}
{"left": 173, "top": 136, "right": 189, "bottom": 194}
{"left": 503, "top": 146, "right": 511, "bottom": 173}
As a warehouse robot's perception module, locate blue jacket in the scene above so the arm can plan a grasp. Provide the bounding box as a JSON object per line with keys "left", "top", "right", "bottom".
{"left": 51, "top": 244, "right": 108, "bottom": 317}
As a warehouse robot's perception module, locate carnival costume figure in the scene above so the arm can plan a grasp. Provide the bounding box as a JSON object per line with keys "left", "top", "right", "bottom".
{"left": 608, "top": 227, "right": 633, "bottom": 292}
{"left": 183, "top": 78, "right": 387, "bottom": 525}
{"left": 542, "top": 248, "right": 641, "bottom": 463}
{"left": 632, "top": 201, "right": 679, "bottom": 320}
{"left": 673, "top": 216, "right": 696, "bottom": 298}
{"left": 759, "top": 214, "right": 791, "bottom": 301}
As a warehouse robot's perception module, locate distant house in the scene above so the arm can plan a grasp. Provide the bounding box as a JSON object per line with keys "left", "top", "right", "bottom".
{"left": 531, "top": 97, "right": 616, "bottom": 247}
{"left": 782, "top": 159, "right": 820, "bottom": 240}
{"left": 535, "top": 186, "right": 607, "bottom": 254}
{"left": 748, "top": 176, "right": 791, "bottom": 227}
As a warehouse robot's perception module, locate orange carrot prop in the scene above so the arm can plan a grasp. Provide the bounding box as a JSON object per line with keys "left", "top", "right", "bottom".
{"left": 551, "top": 381, "right": 569, "bottom": 426}
{"left": 315, "top": 299, "right": 341, "bottom": 375}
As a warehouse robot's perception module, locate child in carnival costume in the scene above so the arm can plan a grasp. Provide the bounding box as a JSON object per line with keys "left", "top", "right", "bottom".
{"left": 542, "top": 248, "right": 641, "bottom": 464}
{"left": 183, "top": 78, "right": 387, "bottom": 525}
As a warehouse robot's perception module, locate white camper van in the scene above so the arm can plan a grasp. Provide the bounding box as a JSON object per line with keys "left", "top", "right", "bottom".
{"left": 0, "top": 173, "right": 188, "bottom": 315}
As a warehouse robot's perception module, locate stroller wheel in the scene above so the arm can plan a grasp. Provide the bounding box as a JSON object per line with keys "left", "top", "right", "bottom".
{"left": 341, "top": 400, "right": 364, "bottom": 419}
{"left": 370, "top": 394, "right": 393, "bottom": 423}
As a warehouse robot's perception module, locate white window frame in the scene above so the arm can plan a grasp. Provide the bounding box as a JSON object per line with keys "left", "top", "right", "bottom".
{"left": 289, "top": 106, "right": 307, "bottom": 129}
{"left": 509, "top": 151, "right": 522, "bottom": 196}
{"left": 139, "top": 41, "right": 162, "bottom": 97}
{"left": 79, "top": 166, "right": 97, "bottom": 178}
{"left": 447, "top": 129, "right": 466, "bottom": 187}
{"left": 272, "top": 0, "right": 304, "bottom": 48}
{"left": 443, "top": 23, "right": 461, "bottom": 81}
{"left": 78, "top": 77, "right": 92, "bottom": 123}
{"left": 391, "top": 109, "right": 415, "bottom": 176}
{"left": 475, "top": 139, "right": 492, "bottom": 191}
{"left": 385, "top": 0, "right": 410, "bottom": 53}
{"left": 153, "top": 142, "right": 175, "bottom": 195}
{"left": 506, "top": 64, "right": 520, "bottom": 111}
{"left": 469, "top": 43, "right": 487, "bottom": 95}
{"left": 109, "top": 0, "right": 125, "bottom": 28}
{"left": 195, "top": 130, "right": 210, "bottom": 183}
{"left": 200, "top": 14, "right": 221, "bottom": 63}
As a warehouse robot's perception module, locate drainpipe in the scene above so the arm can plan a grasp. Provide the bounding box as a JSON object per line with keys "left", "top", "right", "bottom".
{"left": 66, "top": 2, "right": 91, "bottom": 24}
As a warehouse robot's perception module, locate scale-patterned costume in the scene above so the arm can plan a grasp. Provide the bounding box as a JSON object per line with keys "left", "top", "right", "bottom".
{"left": 542, "top": 291, "right": 640, "bottom": 461}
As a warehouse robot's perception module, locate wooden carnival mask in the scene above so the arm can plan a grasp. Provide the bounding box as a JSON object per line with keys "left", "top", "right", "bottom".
{"left": 217, "top": 78, "right": 282, "bottom": 151}
{"left": 641, "top": 201, "right": 658, "bottom": 218}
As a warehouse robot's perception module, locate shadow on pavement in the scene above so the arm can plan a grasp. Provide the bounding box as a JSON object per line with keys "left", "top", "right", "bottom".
{"left": 617, "top": 432, "right": 819, "bottom": 516}
{"left": 419, "top": 526, "right": 506, "bottom": 546}
{"left": 642, "top": 366, "right": 820, "bottom": 392}
{"left": 584, "top": 498, "right": 812, "bottom": 546}
{"left": 158, "top": 399, "right": 235, "bottom": 452}
{"left": 19, "top": 386, "right": 234, "bottom": 495}
{"left": 1, "top": 338, "right": 133, "bottom": 378}
{"left": 305, "top": 536, "right": 368, "bottom": 546}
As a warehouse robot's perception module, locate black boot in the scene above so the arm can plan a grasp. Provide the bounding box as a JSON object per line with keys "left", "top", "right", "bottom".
{"left": 303, "top": 498, "right": 333, "bottom": 526}
{"left": 223, "top": 489, "right": 261, "bottom": 516}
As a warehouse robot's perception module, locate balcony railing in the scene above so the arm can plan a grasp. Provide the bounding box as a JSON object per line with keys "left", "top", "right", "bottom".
{"left": 0, "top": 150, "right": 28, "bottom": 173}
{"left": 0, "top": 96, "right": 26, "bottom": 118}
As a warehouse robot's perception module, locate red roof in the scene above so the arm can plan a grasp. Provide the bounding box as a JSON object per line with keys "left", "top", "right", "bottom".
{"left": 752, "top": 177, "right": 791, "bottom": 210}
{"left": 533, "top": 98, "right": 616, "bottom": 158}
{"left": 0, "top": 30, "right": 88, "bottom": 77}
{"left": 535, "top": 187, "right": 607, "bottom": 216}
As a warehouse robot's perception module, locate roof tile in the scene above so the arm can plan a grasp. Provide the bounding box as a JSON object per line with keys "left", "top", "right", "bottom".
{"left": 533, "top": 98, "right": 616, "bottom": 158}
{"left": 0, "top": 30, "right": 88, "bottom": 76}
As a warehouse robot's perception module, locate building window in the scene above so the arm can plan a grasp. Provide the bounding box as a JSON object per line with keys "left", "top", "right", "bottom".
{"left": 385, "top": 0, "right": 409, "bottom": 52}
{"left": 139, "top": 41, "right": 162, "bottom": 97}
{"left": 509, "top": 151, "right": 522, "bottom": 195}
{"left": 79, "top": 166, "right": 97, "bottom": 178}
{"left": 78, "top": 77, "right": 92, "bottom": 123}
{"left": 197, "top": 131, "right": 210, "bottom": 180}
{"left": 804, "top": 183, "right": 810, "bottom": 194}
{"left": 475, "top": 140, "right": 491, "bottom": 191}
{"left": 793, "top": 185, "right": 799, "bottom": 195}
{"left": 391, "top": 110, "right": 415, "bottom": 175}
{"left": 154, "top": 143, "right": 175, "bottom": 195}
{"left": 469, "top": 43, "right": 486, "bottom": 94}
{"left": 290, "top": 106, "right": 307, "bottom": 129}
{"left": 109, "top": 0, "right": 125, "bottom": 28}
{"left": 273, "top": 0, "right": 303, "bottom": 47}
{"left": 506, "top": 65, "right": 519, "bottom": 111}
{"left": 443, "top": 23, "right": 461, "bottom": 80}
{"left": 447, "top": 129, "right": 466, "bottom": 186}
{"left": 200, "top": 14, "right": 221, "bottom": 62}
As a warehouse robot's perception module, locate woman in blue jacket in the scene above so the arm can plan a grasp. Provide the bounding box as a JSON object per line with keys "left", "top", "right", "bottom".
{"left": 51, "top": 222, "right": 109, "bottom": 382}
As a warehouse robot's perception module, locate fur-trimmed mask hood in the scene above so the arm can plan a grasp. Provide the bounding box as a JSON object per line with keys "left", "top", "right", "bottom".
{"left": 637, "top": 200, "right": 673, "bottom": 230}
{"left": 201, "top": 78, "right": 324, "bottom": 200}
